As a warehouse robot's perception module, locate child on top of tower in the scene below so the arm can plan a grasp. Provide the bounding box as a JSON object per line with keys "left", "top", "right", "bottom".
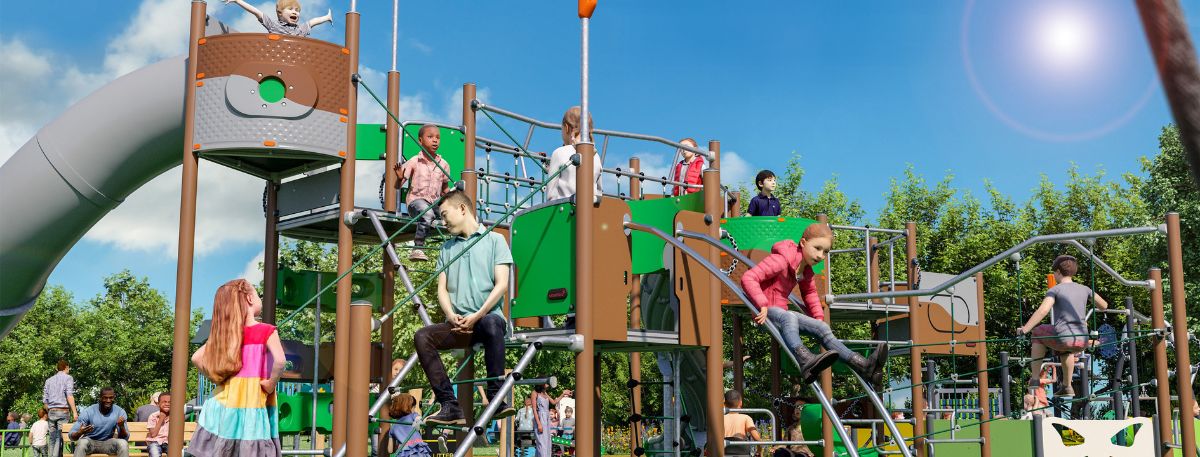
{"left": 1017, "top": 255, "right": 1109, "bottom": 397}
{"left": 740, "top": 223, "right": 889, "bottom": 386}
{"left": 671, "top": 138, "right": 704, "bottom": 196}
{"left": 747, "top": 169, "right": 780, "bottom": 217}
{"left": 395, "top": 124, "right": 452, "bottom": 261}
{"left": 225, "top": 0, "right": 333, "bottom": 37}
{"left": 546, "top": 106, "right": 603, "bottom": 202}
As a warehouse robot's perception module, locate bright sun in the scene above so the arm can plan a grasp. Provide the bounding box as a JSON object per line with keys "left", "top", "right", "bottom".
{"left": 1033, "top": 7, "right": 1097, "bottom": 71}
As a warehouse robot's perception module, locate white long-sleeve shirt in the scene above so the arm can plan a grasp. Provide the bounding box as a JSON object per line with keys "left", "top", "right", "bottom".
{"left": 545, "top": 144, "right": 602, "bottom": 201}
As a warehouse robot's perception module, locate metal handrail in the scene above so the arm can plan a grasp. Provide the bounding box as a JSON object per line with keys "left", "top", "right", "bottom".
{"left": 831, "top": 225, "right": 1164, "bottom": 303}
{"left": 474, "top": 101, "right": 715, "bottom": 161}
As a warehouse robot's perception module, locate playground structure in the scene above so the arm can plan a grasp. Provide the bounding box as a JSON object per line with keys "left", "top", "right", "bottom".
{"left": 0, "top": 2, "right": 1197, "bottom": 457}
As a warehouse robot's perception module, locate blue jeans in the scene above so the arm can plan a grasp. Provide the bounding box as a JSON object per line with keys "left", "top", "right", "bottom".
{"left": 766, "top": 307, "right": 857, "bottom": 361}
{"left": 147, "top": 442, "right": 167, "bottom": 457}
{"left": 47, "top": 409, "right": 70, "bottom": 457}
{"left": 407, "top": 198, "right": 439, "bottom": 244}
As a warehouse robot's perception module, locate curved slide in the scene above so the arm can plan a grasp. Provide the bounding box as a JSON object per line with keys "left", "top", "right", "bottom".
{"left": 0, "top": 56, "right": 189, "bottom": 337}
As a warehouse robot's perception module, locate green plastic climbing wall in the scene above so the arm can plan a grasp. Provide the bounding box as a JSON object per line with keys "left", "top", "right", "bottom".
{"left": 510, "top": 202, "right": 576, "bottom": 319}
{"left": 626, "top": 192, "right": 706, "bottom": 274}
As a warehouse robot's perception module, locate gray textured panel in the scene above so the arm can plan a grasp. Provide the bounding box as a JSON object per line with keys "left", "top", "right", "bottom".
{"left": 277, "top": 168, "right": 340, "bottom": 216}
{"left": 194, "top": 76, "right": 345, "bottom": 157}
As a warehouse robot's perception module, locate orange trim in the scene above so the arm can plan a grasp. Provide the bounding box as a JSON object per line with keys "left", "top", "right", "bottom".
{"left": 338, "top": 151, "right": 347, "bottom": 157}
{"left": 339, "top": 108, "right": 348, "bottom": 115}
{"left": 339, "top": 116, "right": 347, "bottom": 123}
{"left": 195, "top": 81, "right": 204, "bottom": 87}
{"left": 263, "top": 140, "right": 277, "bottom": 147}
{"left": 720, "top": 299, "right": 730, "bottom": 305}
{"left": 720, "top": 218, "right": 728, "bottom": 224}
{"left": 193, "top": 144, "right": 201, "bottom": 150}
{"left": 196, "top": 72, "right": 205, "bottom": 79}
{"left": 341, "top": 48, "right": 350, "bottom": 55}
{"left": 197, "top": 38, "right": 206, "bottom": 45}
{"left": 778, "top": 217, "right": 786, "bottom": 222}
{"left": 719, "top": 252, "right": 728, "bottom": 257}
{"left": 268, "top": 34, "right": 281, "bottom": 41}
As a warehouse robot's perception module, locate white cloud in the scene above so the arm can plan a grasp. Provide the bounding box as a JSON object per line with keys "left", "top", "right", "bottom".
{"left": 85, "top": 161, "right": 265, "bottom": 254}
{"left": 242, "top": 250, "right": 266, "bottom": 285}
{"left": 102, "top": 0, "right": 191, "bottom": 77}
{"left": 719, "top": 151, "right": 757, "bottom": 189}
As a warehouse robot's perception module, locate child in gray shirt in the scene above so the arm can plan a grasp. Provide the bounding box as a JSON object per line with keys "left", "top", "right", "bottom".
{"left": 1018, "top": 255, "right": 1109, "bottom": 397}
{"left": 225, "top": 0, "right": 333, "bottom": 38}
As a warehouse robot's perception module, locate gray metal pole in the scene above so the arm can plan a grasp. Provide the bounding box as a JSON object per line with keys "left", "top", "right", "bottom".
{"left": 312, "top": 275, "right": 322, "bottom": 449}
{"left": 1127, "top": 297, "right": 1142, "bottom": 418}
{"left": 999, "top": 352, "right": 1011, "bottom": 417}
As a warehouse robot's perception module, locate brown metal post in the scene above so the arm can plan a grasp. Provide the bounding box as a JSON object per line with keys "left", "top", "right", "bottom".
{"left": 263, "top": 181, "right": 280, "bottom": 324}
{"left": 1166, "top": 213, "right": 1197, "bottom": 457}
{"left": 728, "top": 191, "right": 741, "bottom": 217}
{"left": 770, "top": 342, "right": 781, "bottom": 398}
{"left": 462, "top": 84, "right": 478, "bottom": 202}
{"left": 817, "top": 214, "right": 834, "bottom": 457}
{"left": 332, "top": 10, "right": 361, "bottom": 452}
{"left": 704, "top": 141, "right": 724, "bottom": 457}
{"left": 575, "top": 141, "right": 598, "bottom": 456}
{"left": 168, "top": 3, "right": 206, "bottom": 457}
{"left": 906, "top": 221, "right": 926, "bottom": 457}
{"left": 1151, "top": 268, "right": 1173, "bottom": 457}
{"left": 974, "top": 272, "right": 991, "bottom": 457}
{"left": 376, "top": 69, "right": 401, "bottom": 457}
{"left": 347, "top": 301, "right": 372, "bottom": 457}
{"left": 1134, "top": 0, "right": 1200, "bottom": 185}
{"left": 732, "top": 314, "right": 744, "bottom": 392}
{"left": 628, "top": 157, "right": 643, "bottom": 456}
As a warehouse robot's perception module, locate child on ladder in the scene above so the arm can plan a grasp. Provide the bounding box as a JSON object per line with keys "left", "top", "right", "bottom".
{"left": 1017, "top": 255, "right": 1109, "bottom": 397}
{"left": 740, "top": 223, "right": 889, "bottom": 386}
{"left": 395, "top": 124, "right": 452, "bottom": 261}
{"left": 387, "top": 393, "right": 432, "bottom": 457}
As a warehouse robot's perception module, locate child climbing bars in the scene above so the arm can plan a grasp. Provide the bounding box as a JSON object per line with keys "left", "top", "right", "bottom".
{"left": 740, "top": 223, "right": 888, "bottom": 386}
{"left": 1017, "top": 255, "right": 1109, "bottom": 397}
{"left": 188, "top": 279, "right": 286, "bottom": 457}
{"left": 225, "top": 0, "right": 333, "bottom": 38}
{"left": 395, "top": 124, "right": 452, "bottom": 261}
{"left": 386, "top": 393, "right": 432, "bottom": 457}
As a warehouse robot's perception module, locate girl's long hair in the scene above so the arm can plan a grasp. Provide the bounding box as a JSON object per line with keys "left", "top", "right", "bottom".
{"left": 560, "top": 106, "right": 594, "bottom": 146}
{"left": 203, "top": 279, "right": 252, "bottom": 384}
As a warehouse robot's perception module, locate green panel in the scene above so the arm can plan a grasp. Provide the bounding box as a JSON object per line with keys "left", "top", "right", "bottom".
{"left": 402, "top": 124, "right": 466, "bottom": 180}
{"left": 276, "top": 268, "right": 384, "bottom": 312}
{"left": 355, "top": 123, "right": 387, "bottom": 160}
{"left": 928, "top": 418, "right": 1034, "bottom": 457}
{"left": 510, "top": 202, "right": 575, "bottom": 318}
{"left": 799, "top": 403, "right": 879, "bottom": 457}
{"left": 626, "top": 192, "right": 706, "bottom": 274}
{"left": 720, "top": 216, "right": 826, "bottom": 275}
{"left": 276, "top": 391, "right": 311, "bottom": 433}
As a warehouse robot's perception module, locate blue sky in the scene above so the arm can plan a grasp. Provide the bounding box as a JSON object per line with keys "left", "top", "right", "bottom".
{"left": 1, "top": 0, "right": 1198, "bottom": 321}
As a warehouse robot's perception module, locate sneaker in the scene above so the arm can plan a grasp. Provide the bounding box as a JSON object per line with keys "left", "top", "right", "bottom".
{"left": 1054, "top": 386, "right": 1075, "bottom": 397}
{"left": 409, "top": 249, "right": 429, "bottom": 261}
{"left": 491, "top": 401, "right": 517, "bottom": 420}
{"left": 426, "top": 401, "right": 465, "bottom": 425}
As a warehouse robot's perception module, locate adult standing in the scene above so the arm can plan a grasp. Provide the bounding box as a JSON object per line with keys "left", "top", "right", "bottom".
{"left": 42, "top": 359, "right": 77, "bottom": 457}
{"left": 134, "top": 393, "right": 162, "bottom": 423}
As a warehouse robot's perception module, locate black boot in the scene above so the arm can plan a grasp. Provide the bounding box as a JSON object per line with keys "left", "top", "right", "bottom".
{"left": 793, "top": 346, "right": 838, "bottom": 385}
{"left": 849, "top": 342, "right": 888, "bottom": 387}
{"left": 427, "top": 401, "right": 466, "bottom": 425}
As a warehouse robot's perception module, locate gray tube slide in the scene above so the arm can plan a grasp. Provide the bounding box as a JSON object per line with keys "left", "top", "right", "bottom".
{"left": 0, "top": 56, "right": 188, "bottom": 337}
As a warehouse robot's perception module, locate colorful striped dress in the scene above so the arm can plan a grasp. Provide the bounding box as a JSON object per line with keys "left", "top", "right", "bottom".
{"left": 188, "top": 323, "right": 281, "bottom": 457}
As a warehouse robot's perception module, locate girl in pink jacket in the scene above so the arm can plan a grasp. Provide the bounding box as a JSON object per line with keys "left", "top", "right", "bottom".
{"left": 740, "top": 223, "right": 888, "bottom": 386}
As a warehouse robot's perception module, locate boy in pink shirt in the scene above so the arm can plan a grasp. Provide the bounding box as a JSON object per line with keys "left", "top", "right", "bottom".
{"left": 395, "top": 124, "right": 452, "bottom": 261}
{"left": 144, "top": 393, "right": 170, "bottom": 457}
{"left": 740, "top": 223, "right": 888, "bottom": 386}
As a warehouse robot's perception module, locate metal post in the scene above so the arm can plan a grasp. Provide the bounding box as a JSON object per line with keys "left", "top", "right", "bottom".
{"left": 462, "top": 84, "right": 477, "bottom": 202}
{"left": 906, "top": 221, "right": 927, "bottom": 457}
{"left": 1165, "top": 213, "right": 1197, "bottom": 457}
{"left": 263, "top": 181, "right": 280, "bottom": 323}
{"left": 999, "top": 351, "right": 1011, "bottom": 417}
{"left": 1127, "top": 297, "right": 1142, "bottom": 418}
{"left": 378, "top": 52, "right": 402, "bottom": 457}
{"left": 628, "top": 157, "right": 642, "bottom": 457}
{"left": 312, "top": 277, "right": 322, "bottom": 450}
{"left": 975, "top": 272, "right": 992, "bottom": 457}
{"left": 575, "top": 139, "right": 597, "bottom": 456}
{"left": 704, "top": 142, "right": 724, "bottom": 457}
{"left": 332, "top": 9, "right": 361, "bottom": 452}
{"left": 347, "top": 300, "right": 372, "bottom": 457}
{"left": 1151, "top": 268, "right": 1173, "bottom": 457}
{"left": 732, "top": 314, "right": 744, "bottom": 392}
{"left": 817, "top": 214, "right": 834, "bottom": 457}
{"left": 169, "top": 3, "right": 205, "bottom": 457}
{"left": 1080, "top": 354, "right": 1092, "bottom": 419}
{"left": 1134, "top": 0, "right": 1200, "bottom": 187}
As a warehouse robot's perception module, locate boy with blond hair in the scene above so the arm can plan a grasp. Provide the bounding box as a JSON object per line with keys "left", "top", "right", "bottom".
{"left": 225, "top": 0, "right": 333, "bottom": 37}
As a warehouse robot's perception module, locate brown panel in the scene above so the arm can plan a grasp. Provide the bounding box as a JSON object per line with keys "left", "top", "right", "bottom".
{"left": 589, "top": 198, "right": 632, "bottom": 342}
{"left": 674, "top": 211, "right": 715, "bottom": 346}
{"left": 911, "top": 300, "right": 983, "bottom": 357}
{"left": 196, "top": 33, "right": 348, "bottom": 113}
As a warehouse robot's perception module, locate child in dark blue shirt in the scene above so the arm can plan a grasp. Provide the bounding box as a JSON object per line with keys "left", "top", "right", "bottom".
{"left": 748, "top": 170, "right": 781, "bottom": 217}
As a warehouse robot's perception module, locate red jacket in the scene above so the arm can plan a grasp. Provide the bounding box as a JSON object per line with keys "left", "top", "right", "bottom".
{"left": 739, "top": 240, "right": 825, "bottom": 320}
{"left": 672, "top": 157, "right": 704, "bottom": 196}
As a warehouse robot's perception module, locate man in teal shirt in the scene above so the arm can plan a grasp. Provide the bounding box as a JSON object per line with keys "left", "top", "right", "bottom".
{"left": 416, "top": 189, "right": 516, "bottom": 425}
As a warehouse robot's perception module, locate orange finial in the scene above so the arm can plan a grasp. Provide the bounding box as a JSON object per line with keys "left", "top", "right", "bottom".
{"left": 1046, "top": 273, "right": 1057, "bottom": 289}
{"left": 579, "top": 0, "right": 597, "bottom": 18}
